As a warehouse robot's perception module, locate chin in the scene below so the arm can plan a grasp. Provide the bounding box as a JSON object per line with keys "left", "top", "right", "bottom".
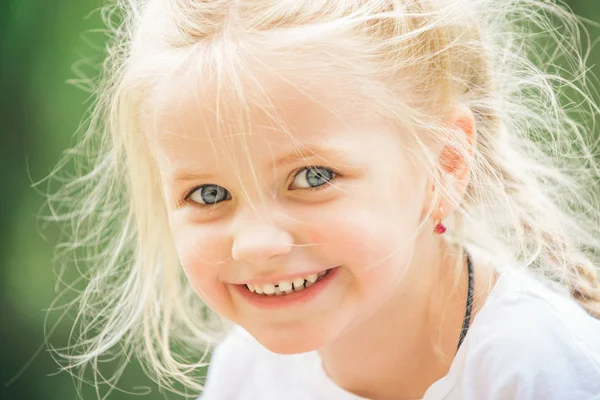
{"left": 249, "top": 325, "right": 334, "bottom": 354}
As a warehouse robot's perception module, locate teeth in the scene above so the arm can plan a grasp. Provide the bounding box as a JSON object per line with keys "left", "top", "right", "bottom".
{"left": 246, "top": 269, "right": 331, "bottom": 296}
{"left": 293, "top": 278, "right": 305, "bottom": 290}
{"left": 262, "top": 283, "right": 275, "bottom": 295}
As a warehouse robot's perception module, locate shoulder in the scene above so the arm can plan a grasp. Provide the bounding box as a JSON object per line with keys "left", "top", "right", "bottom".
{"left": 470, "top": 270, "right": 600, "bottom": 355}
{"left": 439, "top": 270, "right": 600, "bottom": 399}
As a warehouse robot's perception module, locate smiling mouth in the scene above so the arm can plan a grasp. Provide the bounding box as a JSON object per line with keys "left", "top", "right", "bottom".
{"left": 244, "top": 268, "right": 333, "bottom": 296}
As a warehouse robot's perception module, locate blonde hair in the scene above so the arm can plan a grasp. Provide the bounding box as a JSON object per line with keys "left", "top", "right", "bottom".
{"left": 47, "top": 0, "right": 600, "bottom": 397}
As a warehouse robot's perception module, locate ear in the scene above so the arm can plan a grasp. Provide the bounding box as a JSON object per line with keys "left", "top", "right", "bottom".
{"left": 433, "top": 104, "right": 477, "bottom": 221}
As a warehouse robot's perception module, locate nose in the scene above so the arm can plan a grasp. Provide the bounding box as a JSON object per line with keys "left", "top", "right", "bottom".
{"left": 231, "top": 218, "right": 293, "bottom": 266}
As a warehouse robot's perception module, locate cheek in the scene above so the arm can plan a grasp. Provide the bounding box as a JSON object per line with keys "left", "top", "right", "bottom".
{"left": 314, "top": 207, "right": 417, "bottom": 271}
{"left": 169, "top": 219, "right": 233, "bottom": 314}
{"left": 304, "top": 182, "right": 424, "bottom": 292}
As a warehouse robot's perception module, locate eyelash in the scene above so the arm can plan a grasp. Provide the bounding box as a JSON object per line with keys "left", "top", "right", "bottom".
{"left": 181, "top": 166, "right": 340, "bottom": 208}
{"left": 287, "top": 165, "right": 340, "bottom": 191}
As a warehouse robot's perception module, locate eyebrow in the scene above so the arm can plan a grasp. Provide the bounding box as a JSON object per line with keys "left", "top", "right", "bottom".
{"left": 171, "top": 144, "right": 348, "bottom": 183}
{"left": 269, "top": 144, "right": 348, "bottom": 168}
{"left": 172, "top": 171, "right": 217, "bottom": 182}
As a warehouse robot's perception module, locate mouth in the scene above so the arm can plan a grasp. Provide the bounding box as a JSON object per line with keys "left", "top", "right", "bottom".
{"left": 244, "top": 268, "right": 333, "bottom": 296}
{"left": 232, "top": 267, "right": 340, "bottom": 308}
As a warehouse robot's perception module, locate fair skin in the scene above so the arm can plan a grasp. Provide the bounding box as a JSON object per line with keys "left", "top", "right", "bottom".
{"left": 150, "top": 59, "right": 497, "bottom": 400}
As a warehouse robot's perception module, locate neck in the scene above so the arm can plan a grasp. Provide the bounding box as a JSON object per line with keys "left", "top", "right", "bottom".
{"left": 317, "top": 236, "right": 496, "bottom": 400}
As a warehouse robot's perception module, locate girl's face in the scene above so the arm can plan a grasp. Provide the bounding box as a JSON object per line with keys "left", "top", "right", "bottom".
{"left": 152, "top": 65, "right": 430, "bottom": 354}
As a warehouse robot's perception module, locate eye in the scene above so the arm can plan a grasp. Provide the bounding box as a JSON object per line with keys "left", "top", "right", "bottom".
{"left": 289, "top": 166, "right": 337, "bottom": 190}
{"left": 188, "top": 184, "right": 232, "bottom": 206}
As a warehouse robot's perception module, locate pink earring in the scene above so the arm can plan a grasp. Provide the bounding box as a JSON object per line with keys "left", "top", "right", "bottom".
{"left": 433, "top": 206, "right": 446, "bottom": 235}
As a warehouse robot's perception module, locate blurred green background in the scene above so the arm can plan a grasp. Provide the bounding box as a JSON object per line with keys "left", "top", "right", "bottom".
{"left": 0, "top": 1, "right": 598, "bottom": 399}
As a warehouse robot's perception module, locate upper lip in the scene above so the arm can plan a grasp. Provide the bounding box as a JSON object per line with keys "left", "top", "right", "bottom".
{"left": 233, "top": 267, "right": 335, "bottom": 286}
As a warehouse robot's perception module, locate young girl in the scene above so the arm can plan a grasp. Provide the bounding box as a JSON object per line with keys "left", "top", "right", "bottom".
{"left": 52, "top": 0, "right": 600, "bottom": 399}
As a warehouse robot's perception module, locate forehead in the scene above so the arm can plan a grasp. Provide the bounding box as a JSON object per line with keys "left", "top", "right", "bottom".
{"left": 146, "top": 54, "right": 399, "bottom": 176}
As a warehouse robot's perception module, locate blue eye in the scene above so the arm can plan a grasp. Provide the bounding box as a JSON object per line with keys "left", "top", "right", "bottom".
{"left": 290, "top": 166, "right": 337, "bottom": 190}
{"left": 188, "top": 184, "right": 231, "bottom": 206}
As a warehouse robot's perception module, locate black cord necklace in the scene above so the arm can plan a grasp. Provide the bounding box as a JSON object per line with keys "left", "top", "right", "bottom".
{"left": 456, "top": 250, "right": 474, "bottom": 352}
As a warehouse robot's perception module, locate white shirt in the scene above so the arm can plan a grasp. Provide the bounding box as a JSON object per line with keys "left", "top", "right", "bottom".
{"left": 199, "top": 269, "right": 600, "bottom": 399}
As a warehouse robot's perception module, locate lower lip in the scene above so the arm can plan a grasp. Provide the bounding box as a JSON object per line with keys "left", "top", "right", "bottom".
{"left": 232, "top": 267, "right": 340, "bottom": 309}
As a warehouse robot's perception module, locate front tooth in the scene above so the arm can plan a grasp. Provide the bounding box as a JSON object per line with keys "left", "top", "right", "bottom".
{"left": 262, "top": 284, "right": 275, "bottom": 295}
{"left": 254, "top": 286, "right": 264, "bottom": 294}
{"left": 306, "top": 274, "right": 318, "bottom": 283}
{"left": 274, "top": 286, "right": 282, "bottom": 296}
{"left": 278, "top": 281, "right": 292, "bottom": 292}
{"left": 293, "top": 278, "right": 305, "bottom": 290}
{"left": 247, "top": 284, "right": 256, "bottom": 293}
